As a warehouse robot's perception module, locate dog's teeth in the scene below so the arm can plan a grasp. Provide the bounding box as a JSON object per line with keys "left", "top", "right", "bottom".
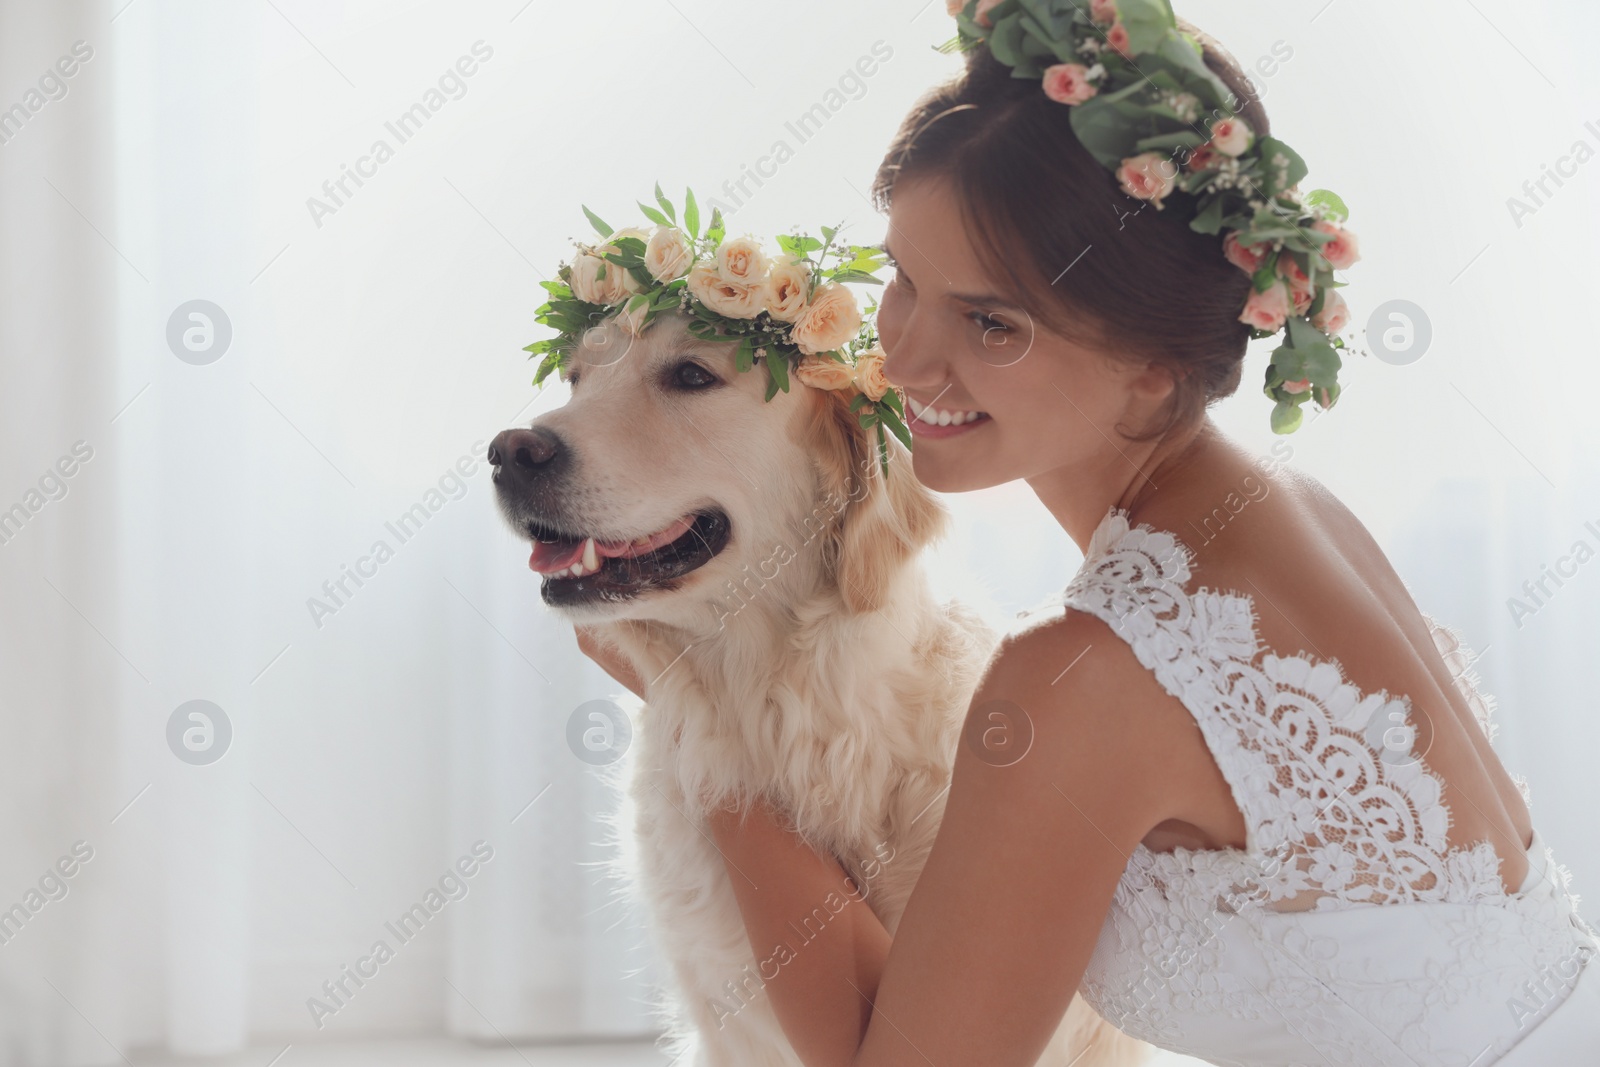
{"left": 582, "top": 537, "right": 598, "bottom": 572}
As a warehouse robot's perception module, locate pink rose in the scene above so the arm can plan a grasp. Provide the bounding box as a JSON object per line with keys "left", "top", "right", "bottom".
{"left": 1223, "top": 232, "right": 1268, "bottom": 274}
{"left": 1106, "top": 21, "right": 1133, "bottom": 58}
{"left": 1312, "top": 290, "right": 1350, "bottom": 334}
{"left": 1313, "top": 221, "right": 1361, "bottom": 270}
{"left": 1210, "top": 117, "right": 1254, "bottom": 157}
{"left": 975, "top": 0, "right": 1003, "bottom": 26}
{"left": 1090, "top": 0, "right": 1118, "bottom": 22}
{"left": 1116, "top": 152, "right": 1177, "bottom": 209}
{"left": 1042, "top": 63, "right": 1097, "bottom": 105}
{"left": 1186, "top": 142, "right": 1220, "bottom": 172}
{"left": 1282, "top": 378, "right": 1311, "bottom": 394}
{"left": 946, "top": 0, "right": 965, "bottom": 14}
{"left": 1277, "top": 255, "right": 1314, "bottom": 314}
{"left": 1239, "top": 280, "right": 1291, "bottom": 332}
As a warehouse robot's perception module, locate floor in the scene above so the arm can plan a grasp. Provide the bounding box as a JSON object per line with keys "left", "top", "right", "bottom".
{"left": 133, "top": 1036, "right": 1208, "bottom": 1066}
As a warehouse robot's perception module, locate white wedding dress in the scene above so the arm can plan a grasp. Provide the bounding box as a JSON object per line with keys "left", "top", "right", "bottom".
{"left": 1050, "top": 506, "right": 1600, "bottom": 1066}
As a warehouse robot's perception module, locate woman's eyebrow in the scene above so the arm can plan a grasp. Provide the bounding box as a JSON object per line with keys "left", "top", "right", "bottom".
{"left": 947, "top": 290, "right": 1026, "bottom": 312}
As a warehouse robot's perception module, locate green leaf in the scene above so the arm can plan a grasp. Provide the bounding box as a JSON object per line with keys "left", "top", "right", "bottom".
{"left": 1270, "top": 399, "right": 1302, "bottom": 434}
{"left": 1255, "top": 136, "right": 1309, "bottom": 195}
{"left": 684, "top": 187, "right": 700, "bottom": 240}
{"left": 581, "top": 205, "right": 613, "bottom": 237}
{"left": 987, "top": 13, "right": 1028, "bottom": 67}
{"left": 654, "top": 182, "right": 676, "bottom": 223}
{"left": 1252, "top": 258, "right": 1278, "bottom": 294}
{"left": 707, "top": 209, "right": 726, "bottom": 247}
{"left": 1134, "top": 130, "right": 1205, "bottom": 154}
{"left": 638, "top": 202, "right": 669, "bottom": 227}
{"left": 877, "top": 399, "right": 913, "bottom": 450}
{"left": 1117, "top": 0, "right": 1177, "bottom": 55}
{"left": 1303, "top": 188, "right": 1348, "bottom": 222}
{"left": 765, "top": 347, "right": 789, "bottom": 395}
{"left": 1190, "top": 195, "right": 1225, "bottom": 235}
{"left": 826, "top": 269, "right": 884, "bottom": 285}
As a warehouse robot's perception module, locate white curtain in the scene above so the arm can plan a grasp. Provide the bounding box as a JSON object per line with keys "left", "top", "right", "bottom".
{"left": 1, "top": 1, "right": 1597, "bottom": 1064}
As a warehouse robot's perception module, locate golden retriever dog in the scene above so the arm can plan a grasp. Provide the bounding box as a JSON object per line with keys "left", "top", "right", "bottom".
{"left": 489, "top": 312, "right": 1147, "bottom": 1067}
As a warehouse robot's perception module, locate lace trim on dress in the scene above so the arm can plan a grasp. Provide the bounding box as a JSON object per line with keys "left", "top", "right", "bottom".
{"left": 1061, "top": 505, "right": 1512, "bottom": 912}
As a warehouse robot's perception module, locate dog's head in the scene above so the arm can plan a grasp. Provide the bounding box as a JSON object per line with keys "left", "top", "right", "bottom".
{"left": 490, "top": 311, "right": 948, "bottom": 627}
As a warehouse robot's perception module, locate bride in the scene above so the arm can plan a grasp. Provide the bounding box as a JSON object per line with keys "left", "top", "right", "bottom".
{"left": 583, "top": 3, "right": 1600, "bottom": 1063}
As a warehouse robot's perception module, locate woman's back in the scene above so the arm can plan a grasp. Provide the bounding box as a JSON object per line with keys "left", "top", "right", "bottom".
{"left": 1056, "top": 431, "right": 1599, "bottom": 1064}
{"left": 1126, "top": 430, "right": 1535, "bottom": 900}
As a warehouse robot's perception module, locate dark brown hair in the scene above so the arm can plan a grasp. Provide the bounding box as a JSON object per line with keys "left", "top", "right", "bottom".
{"left": 871, "top": 20, "right": 1271, "bottom": 442}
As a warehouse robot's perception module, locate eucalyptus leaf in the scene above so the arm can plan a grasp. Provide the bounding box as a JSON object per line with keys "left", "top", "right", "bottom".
{"left": 654, "top": 182, "right": 676, "bottom": 223}
{"left": 684, "top": 187, "right": 700, "bottom": 239}
{"left": 581, "top": 205, "right": 612, "bottom": 237}
{"left": 1303, "top": 188, "right": 1348, "bottom": 222}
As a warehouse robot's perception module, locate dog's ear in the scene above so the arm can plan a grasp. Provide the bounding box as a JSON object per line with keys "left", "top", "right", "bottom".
{"left": 804, "top": 388, "right": 949, "bottom": 615}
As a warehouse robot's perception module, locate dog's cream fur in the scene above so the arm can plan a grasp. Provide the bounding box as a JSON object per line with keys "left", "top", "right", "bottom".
{"left": 504, "top": 315, "right": 1147, "bottom": 1067}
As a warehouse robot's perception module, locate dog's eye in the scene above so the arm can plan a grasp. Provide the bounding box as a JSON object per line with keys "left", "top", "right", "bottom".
{"left": 671, "top": 361, "right": 719, "bottom": 391}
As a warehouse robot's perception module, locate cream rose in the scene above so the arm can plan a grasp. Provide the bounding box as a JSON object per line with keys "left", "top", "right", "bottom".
{"left": 614, "top": 295, "right": 651, "bottom": 336}
{"left": 789, "top": 282, "right": 863, "bottom": 356}
{"left": 764, "top": 258, "right": 812, "bottom": 323}
{"left": 1239, "top": 280, "right": 1291, "bottom": 331}
{"left": 1313, "top": 221, "right": 1361, "bottom": 270}
{"left": 645, "top": 226, "right": 693, "bottom": 282}
{"left": 715, "top": 235, "right": 770, "bottom": 287}
{"left": 568, "top": 250, "right": 634, "bottom": 305}
{"left": 1042, "top": 63, "right": 1097, "bottom": 106}
{"left": 1117, "top": 152, "right": 1178, "bottom": 208}
{"left": 851, "top": 346, "right": 891, "bottom": 401}
{"left": 686, "top": 260, "right": 765, "bottom": 319}
{"left": 1210, "top": 117, "right": 1254, "bottom": 157}
{"left": 794, "top": 353, "right": 855, "bottom": 392}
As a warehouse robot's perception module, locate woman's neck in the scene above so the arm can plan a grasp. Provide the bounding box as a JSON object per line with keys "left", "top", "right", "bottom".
{"left": 1027, "top": 415, "right": 1218, "bottom": 554}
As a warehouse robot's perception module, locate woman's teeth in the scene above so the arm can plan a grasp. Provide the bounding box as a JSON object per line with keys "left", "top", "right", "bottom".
{"left": 907, "top": 397, "right": 986, "bottom": 425}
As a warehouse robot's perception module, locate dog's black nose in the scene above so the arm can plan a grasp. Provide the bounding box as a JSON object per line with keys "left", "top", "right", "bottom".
{"left": 488, "top": 427, "right": 560, "bottom": 471}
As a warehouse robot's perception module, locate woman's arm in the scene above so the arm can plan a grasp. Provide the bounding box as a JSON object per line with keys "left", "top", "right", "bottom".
{"left": 706, "top": 799, "right": 891, "bottom": 1066}
{"left": 708, "top": 611, "right": 1188, "bottom": 1067}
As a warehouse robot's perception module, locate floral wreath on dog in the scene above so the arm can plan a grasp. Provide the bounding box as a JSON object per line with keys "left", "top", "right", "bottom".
{"left": 945, "top": 0, "right": 1361, "bottom": 434}
{"left": 523, "top": 185, "right": 912, "bottom": 477}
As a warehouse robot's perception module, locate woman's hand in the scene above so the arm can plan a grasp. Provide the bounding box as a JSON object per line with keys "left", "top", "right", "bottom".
{"left": 574, "top": 625, "right": 647, "bottom": 700}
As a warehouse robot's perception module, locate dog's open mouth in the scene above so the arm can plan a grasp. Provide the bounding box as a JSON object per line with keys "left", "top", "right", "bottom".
{"left": 525, "top": 508, "right": 731, "bottom": 605}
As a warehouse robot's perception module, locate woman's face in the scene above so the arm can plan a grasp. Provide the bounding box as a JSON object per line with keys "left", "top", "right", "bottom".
{"left": 876, "top": 176, "right": 1173, "bottom": 495}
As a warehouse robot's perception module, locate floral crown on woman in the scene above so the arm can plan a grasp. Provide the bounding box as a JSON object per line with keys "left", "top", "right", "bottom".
{"left": 524, "top": 185, "right": 912, "bottom": 476}
{"left": 945, "top": 0, "right": 1360, "bottom": 434}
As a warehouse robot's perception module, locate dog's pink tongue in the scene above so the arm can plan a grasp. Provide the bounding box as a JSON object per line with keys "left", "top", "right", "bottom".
{"left": 597, "top": 515, "right": 695, "bottom": 559}
{"left": 529, "top": 539, "right": 585, "bottom": 574}
{"left": 528, "top": 515, "right": 697, "bottom": 575}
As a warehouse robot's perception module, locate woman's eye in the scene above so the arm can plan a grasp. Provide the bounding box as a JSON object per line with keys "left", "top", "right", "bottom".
{"left": 673, "top": 361, "right": 718, "bottom": 390}
{"left": 968, "top": 310, "right": 1011, "bottom": 333}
